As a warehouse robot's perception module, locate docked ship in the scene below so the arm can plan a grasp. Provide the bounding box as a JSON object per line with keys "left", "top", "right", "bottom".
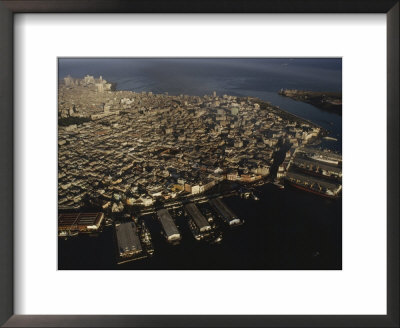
{"left": 285, "top": 177, "right": 341, "bottom": 199}
{"left": 188, "top": 219, "right": 203, "bottom": 241}
{"left": 273, "top": 180, "right": 285, "bottom": 189}
{"left": 284, "top": 146, "right": 342, "bottom": 199}
{"left": 58, "top": 230, "right": 79, "bottom": 238}
{"left": 187, "top": 219, "right": 223, "bottom": 243}
{"left": 310, "top": 155, "right": 340, "bottom": 165}
{"left": 105, "top": 217, "right": 114, "bottom": 227}
{"left": 140, "top": 220, "right": 155, "bottom": 257}
{"left": 323, "top": 136, "right": 338, "bottom": 141}
{"left": 211, "top": 233, "right": 223, "bottom": 244}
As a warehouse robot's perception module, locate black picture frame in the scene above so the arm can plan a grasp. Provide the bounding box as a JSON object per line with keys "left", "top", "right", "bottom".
{"left": 0, "top": 1, "right": 398, "bottom": 327}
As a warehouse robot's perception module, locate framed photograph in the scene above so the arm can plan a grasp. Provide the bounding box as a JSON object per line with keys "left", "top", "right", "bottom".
{"left": 0, "top": 1, "right": 398, "bottom": 327}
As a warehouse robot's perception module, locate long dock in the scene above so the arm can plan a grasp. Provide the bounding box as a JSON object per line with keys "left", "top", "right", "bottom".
{"left": 209, "top": 198, "right": 241, "bottom": 226}
{"left": 156, "top": 209, "right": 181, "bottom": 241}
{"left": 184, "top": 203, "right": 211, "bottom": 232}
{"left": 136, "top": 190, "right": 237, "bottom": 216}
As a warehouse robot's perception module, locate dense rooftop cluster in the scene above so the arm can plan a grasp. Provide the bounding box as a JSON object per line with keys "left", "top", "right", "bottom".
{"left": 58, "top": 75, "right": 321, "bottom": 211}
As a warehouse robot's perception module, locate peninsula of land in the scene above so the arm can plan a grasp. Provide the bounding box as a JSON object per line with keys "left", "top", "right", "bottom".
{"left": 279, "top": 89, "right": 342, "bottom": 115}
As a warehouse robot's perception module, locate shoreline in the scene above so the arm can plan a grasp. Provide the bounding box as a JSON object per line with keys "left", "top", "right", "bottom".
{"left": 255, "top": 98, "right": 328, "bottom": 138}
{"left": 278, "top": 89, "right": 342, "bottom": 116}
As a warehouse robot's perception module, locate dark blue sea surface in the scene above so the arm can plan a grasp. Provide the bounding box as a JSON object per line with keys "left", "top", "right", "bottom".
{"left": 59, "top": 58, "right": 341, "bottom": 92}
{"left": 58, "top": 58, "right": 342, "bottom": 270}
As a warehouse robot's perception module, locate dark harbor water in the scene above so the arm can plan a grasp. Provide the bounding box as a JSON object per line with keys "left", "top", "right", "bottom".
{"left": 58, "top": 58, "right": 342, "bottom": 270}
{"left": 58, "top": 184, "right": 342, "bottom": 270}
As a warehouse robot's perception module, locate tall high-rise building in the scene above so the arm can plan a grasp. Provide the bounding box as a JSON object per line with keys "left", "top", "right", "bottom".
{"left": 64, "top": 75, "right": 74, "bottom": 86}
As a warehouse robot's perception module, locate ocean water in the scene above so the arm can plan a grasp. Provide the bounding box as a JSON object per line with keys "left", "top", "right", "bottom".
{"left": 59, "top": 58, "right": 342, "bottom": 94}
{"left": 58, "top": 58, "right": 342, "bottom": 270}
